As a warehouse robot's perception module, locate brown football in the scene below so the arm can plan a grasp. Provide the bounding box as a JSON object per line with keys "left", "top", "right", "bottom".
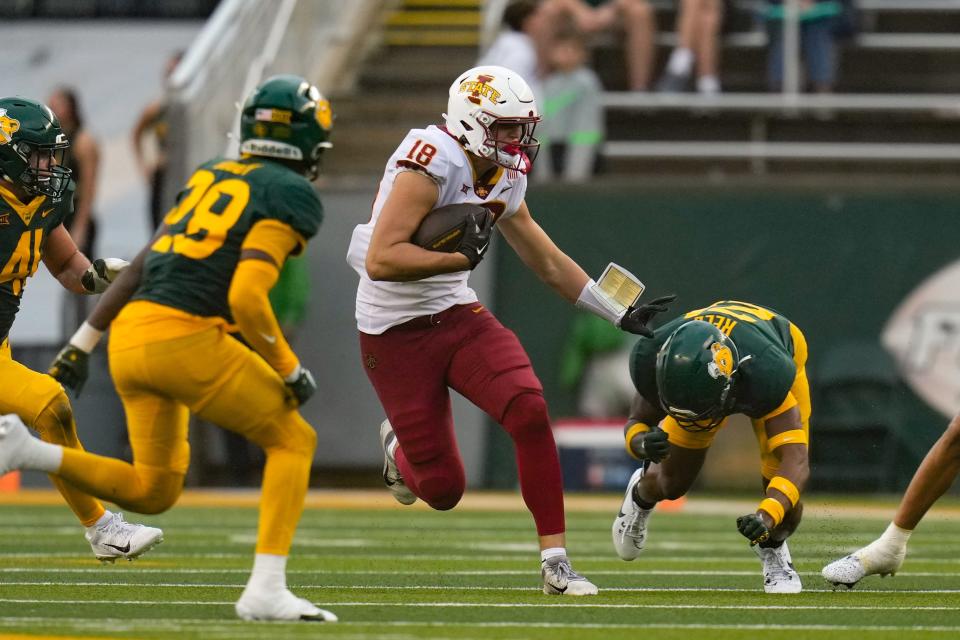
{"left": 411, "top": 203, "right": 491, "bottom": 252}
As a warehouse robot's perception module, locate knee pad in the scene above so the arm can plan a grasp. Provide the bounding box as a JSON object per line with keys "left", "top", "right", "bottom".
{"left": 33, "top": 391, "right": 76, "bottom": 444}
{"left": 253, "top": 412, "right": 317, "bottom": 458}
{"left": 501, "top": 391, "right": 550, "bottom": 440}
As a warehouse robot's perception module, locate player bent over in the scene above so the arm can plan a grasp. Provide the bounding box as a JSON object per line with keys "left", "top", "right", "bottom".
{"left": 612, "top": 301, "right": 811, "bottom": 593}
{"left": 347, "top": 64, "right": 673, "bottom": 596}
{"left": 822, "top": 412, "right": 960, "bottom": 587}
{"left": 0, "top": 75, "right": 336, "bottom": 622}
{"left": 0, "top": 96, "right": 160, "bottom": 561}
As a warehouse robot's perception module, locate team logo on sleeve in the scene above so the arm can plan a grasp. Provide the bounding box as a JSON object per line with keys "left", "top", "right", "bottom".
{"left": 0, "top": 109, "right": 20, "bottom": 144}
{"left": 707, "top": 342, "right": 735, "bottom": 380}
{"left": 459, "top": 74, "right": 501, "bottom": 106}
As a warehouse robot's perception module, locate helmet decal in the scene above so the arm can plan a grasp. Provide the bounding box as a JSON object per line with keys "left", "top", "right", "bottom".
{"left": 459, "top": 74, "right": 502, "bottom": 106}
{"left": 254, "top": 108, "right": 292, "bottom": 124}
{"left": 707, "top": 342, "right": 735, "bottom": 380}
{"left": 314, "top": 98, "right": 333, "bottom": 131}
{"left": 0, "top": 109, "right": 20, "bottom": 144}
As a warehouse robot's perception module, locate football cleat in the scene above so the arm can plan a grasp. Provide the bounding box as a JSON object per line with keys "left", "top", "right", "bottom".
{"left": 755, "top": 541, "right": 802, "bottom": 594}
{"left": 612, "top": 466, "right": 653, "bottom": 560}
{"left": 0, "top": 413, "right": 34, "bottom": 475}
{"left": 380, "top": 420, "right": 416, "bottom": 505}
{"left": 541, "top": 556, "right": 598, "bottom": 596}
{"left": 236, "top": 586, "right": 338, "bottom": 622}
{"left": 86, "top": 511, "right": 163, "bottom": 563}
{"left": 821, "top": 539, "right": 905, "bottom": 589}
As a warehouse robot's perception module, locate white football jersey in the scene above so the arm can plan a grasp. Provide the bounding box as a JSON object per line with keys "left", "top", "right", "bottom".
{"left": 347, "top": 125, "right": 528, "bottom": 334}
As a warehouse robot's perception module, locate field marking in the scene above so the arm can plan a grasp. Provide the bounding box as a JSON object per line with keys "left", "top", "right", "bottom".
{"left": 5, "top": 567, "right": 960, "bottom": 578}
{"left": 2, "top": 614, "right": 960, "bottom": 633}
{"left": 4, "top": 597, "right": 960, "bottom": 612}
{"left": 5, "top": 583, "right": 960, "bottom": 594}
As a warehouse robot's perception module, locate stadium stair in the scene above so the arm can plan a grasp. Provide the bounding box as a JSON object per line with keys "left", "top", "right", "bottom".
{"left": 324, "top": 0, "right": 482, "bottom": 178}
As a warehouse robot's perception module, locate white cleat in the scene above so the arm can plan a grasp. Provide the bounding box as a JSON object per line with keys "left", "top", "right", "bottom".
{"left": 541, "top": 556, "right": 599, "bottom": 596}
{"left": 612, "top": 466, "right": 653, "bottom": 561}
{"left": 86, "top": 511, "right": 164, "bottom": 563}
{"left": 821, "top": 539, "right": 905, "bottom": 589}
{"left": 755, "top": 541, "right": 802, "bottom": 594}
{"left": 0, "top": 413, "right": 32, "bottom": 475}
{"left": 380, "top": 420, "right": 416, "bottom": 505}
{"left": 236, "top": 586, "right": 338, "bottom": 622}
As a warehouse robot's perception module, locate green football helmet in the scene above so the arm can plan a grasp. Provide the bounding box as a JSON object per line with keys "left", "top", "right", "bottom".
{"left": 0, "top": 96, "right": 71, "bottom": 198}
{"left": 239, "top": 74, "right": 333, "bottom": 179}
{"left": 656, "top": 320, "right": 740, "bottom": 431}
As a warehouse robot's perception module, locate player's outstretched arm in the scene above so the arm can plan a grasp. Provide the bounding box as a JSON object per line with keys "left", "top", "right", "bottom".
{"left": 366, "top": 171, "right": 472, "bottom": 281}
{"left": 48, "top": 240, "right": 150, "bottom": 395}
{"left": 42, "top": 224, "right": 130, "bottom": 295}
{"left": 497, "top": 200, "right": 590, "bottom": 302}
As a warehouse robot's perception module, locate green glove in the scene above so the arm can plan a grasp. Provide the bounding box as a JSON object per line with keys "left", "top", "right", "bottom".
{"left": 736, "top": 513, "right": 771, "bottom": 546}
{"left": 48, "top": 345, "right": 90, "bottom": 397}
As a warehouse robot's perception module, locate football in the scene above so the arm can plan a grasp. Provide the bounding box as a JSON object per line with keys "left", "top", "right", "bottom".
{"left": 411, "top": 203, "right": 490, "bottom": 252}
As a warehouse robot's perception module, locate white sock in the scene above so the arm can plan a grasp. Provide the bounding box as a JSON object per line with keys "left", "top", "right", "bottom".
{"left": 87, "top": 510, "right": 113, "bottom": 531}
{"left": 25, "top": 438, "right": 63, "bottom": 473}
{"left": 541, "top": 547, "right": 566, "bottom": 562}
{"left": 697, "top": 75, "right": 721, "bottom": 95}
{"left": 878, "top": 522, "right": 912, "bottom": 551}
{"left": 247, "top": 553, "right": 288, "bottom": 591}
{"left": 667, "top": 48, "right": 694, "bottom": 76}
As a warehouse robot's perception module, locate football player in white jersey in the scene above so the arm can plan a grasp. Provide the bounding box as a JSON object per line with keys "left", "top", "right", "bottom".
{"left": 346, "top": 65, "right": 673, "bottom": 596}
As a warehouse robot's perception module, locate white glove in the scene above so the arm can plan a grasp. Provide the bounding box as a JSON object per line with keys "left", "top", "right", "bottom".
{"left": 81, "top": 257, "right": 130, "bottom": 294}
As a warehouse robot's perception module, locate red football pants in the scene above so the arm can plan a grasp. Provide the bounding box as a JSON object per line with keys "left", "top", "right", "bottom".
{"left": 359, "top": 303, "right": 565, "bottom": 536}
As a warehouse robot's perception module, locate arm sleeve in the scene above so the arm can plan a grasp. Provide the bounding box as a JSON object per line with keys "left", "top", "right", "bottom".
{"left": 229, "top": 222, "right": 306, "bottom": 377}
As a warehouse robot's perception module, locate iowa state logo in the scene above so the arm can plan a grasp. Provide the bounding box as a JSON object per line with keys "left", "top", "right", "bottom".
{"left": 0, "top": 108, "right": 20, "bottom": 144}
{"left": 459, "top": 74, "right": 501, "bottom": 106}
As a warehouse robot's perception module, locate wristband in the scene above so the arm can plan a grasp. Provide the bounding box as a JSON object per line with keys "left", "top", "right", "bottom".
{"left": 768, "top": 476, "right": 800, "bottom": 506}
{"left": 758, "top": 497, "right": 785, "bottom": 527}
{"left": 624, "top": 422, "right": 650, "bottom": 461}
{"left": 575, "top": 280, "right": 624, "bottom": 325}
{"left": 284, "top": 363, "right": 303, "bottom": 383}
{"left": 69, "top": 321, "right": 104, "bottom": 354}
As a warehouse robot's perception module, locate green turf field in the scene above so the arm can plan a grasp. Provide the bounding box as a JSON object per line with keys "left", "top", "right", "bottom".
{"left": 1, "top": 494, "right": 959, "bottom": 639}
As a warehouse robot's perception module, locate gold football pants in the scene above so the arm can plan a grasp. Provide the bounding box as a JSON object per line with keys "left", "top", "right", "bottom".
{"left": 57, "top": 315, "right": 317, "bottom": 555}
{"left": 0, "top": 338, "right": 105, "bottom": 526}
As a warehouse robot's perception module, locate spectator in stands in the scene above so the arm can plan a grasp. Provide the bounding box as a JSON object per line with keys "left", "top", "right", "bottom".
{"left": 536, "top": 28, "right": 605, "bottom": 182}
{"left": 479, "top": 0, "right": 545, "bottom": 100}
{"left": 763, "top": 0, "right": 843, "bottom": 93}
{"left": 535, "top": 0, "right": 656, "bottom": 91}
{"left": 47, "top": 87, "right": 101, "bottom": 336}
{"left": 47, "top": 87, "right": 98, "bottom": 261}
{"left": 132, "top": 50, "right": 183, "bottom": 232}
{"left": 656, "top": 0, "right": 725, "bottom": 95}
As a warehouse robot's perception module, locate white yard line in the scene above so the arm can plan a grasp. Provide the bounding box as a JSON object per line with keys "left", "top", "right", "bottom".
{"left": 4, "top": 583, "right": 960, "bottom": 593}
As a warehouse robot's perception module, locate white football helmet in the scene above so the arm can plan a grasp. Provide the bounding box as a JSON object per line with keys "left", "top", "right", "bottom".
{"left": 443, "top": 65, "right": 540, "bottom": 174}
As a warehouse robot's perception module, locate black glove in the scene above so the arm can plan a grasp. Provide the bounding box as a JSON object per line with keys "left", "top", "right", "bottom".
{"left": 736, "top": 513, "right": 771, "bottom": 546}
{"left": 619, "top": 294, "right": 678, "bottom": 337}
{"left": 80, "top": 257, "right": 130, "bottom": 294}
{"left": 457, "top": 210, "right": 494, "bottom": 269}
{"left": 286, "top": 366, "right": 317, "bottom": 407}
{"left": 48, "top": 345, "right": 90, "bottom": 397}
{"left": 629, "top": 427, "right": 671, "bottom": 463}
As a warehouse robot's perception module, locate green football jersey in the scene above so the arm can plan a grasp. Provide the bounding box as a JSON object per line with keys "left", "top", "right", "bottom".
{"left": 0, "top": 181, "right": 73, "bottom": 340}
{"left": 134, "top": 157, "right": 323, "bottom": 321}
{"left": 630, "top": 301, "right": 798, "bottom": 419}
